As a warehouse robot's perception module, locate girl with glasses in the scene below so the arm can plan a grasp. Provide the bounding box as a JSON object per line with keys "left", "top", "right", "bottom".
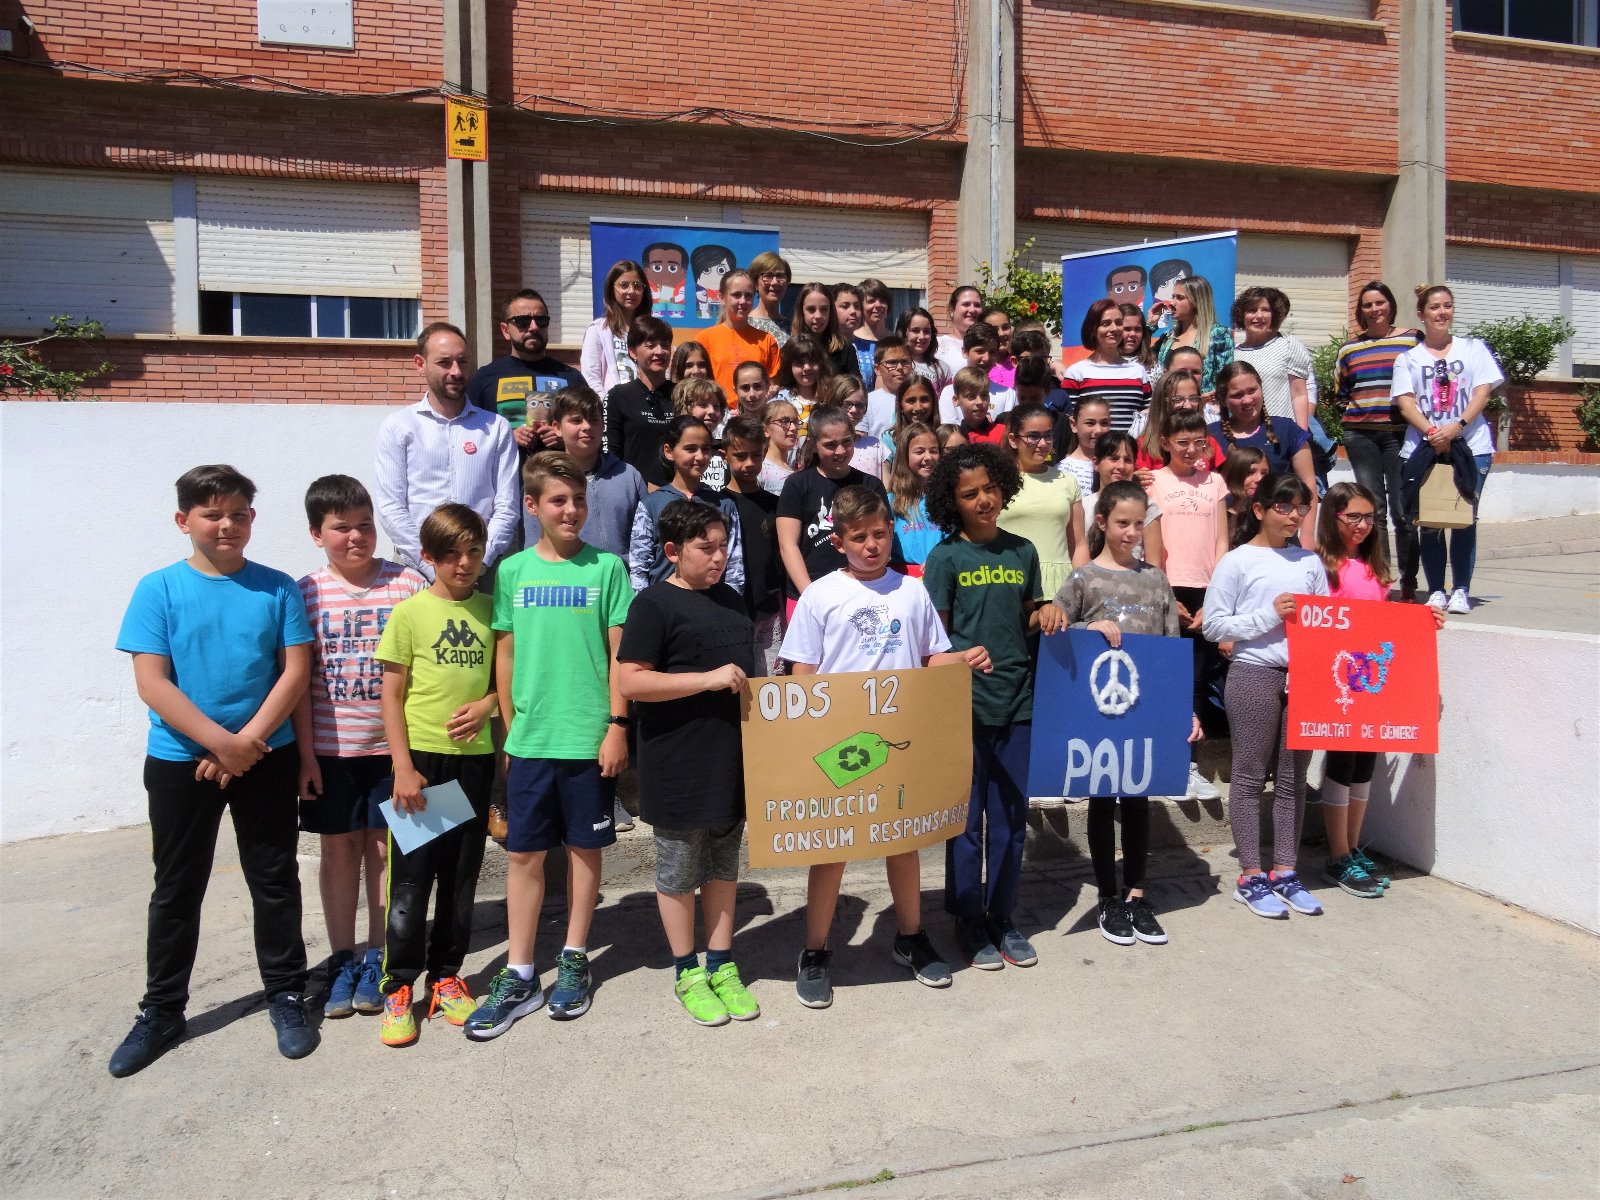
{"left": 759, "top": 399, "right": 801, "bottom": 495}
{"left": 582, "top": 260, "right": 651, "bottom": 398}
{"left": 996, "top": 404, "right": 1087, "bottom": 597}
{"left": 1203, "top": 472, "right": 1330, "bottom": 922}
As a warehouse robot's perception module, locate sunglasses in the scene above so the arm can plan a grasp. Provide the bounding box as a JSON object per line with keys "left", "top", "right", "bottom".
{"left": 505, "top": 313, "right": 551, "bottom": 330}
{"left": 1269, "top": 502, "right": 1312, "bottom": 517}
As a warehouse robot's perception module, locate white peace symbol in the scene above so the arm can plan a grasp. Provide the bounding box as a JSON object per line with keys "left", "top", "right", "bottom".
{"left": 1089, "top": 648, "right": 1140, "bottom": 716}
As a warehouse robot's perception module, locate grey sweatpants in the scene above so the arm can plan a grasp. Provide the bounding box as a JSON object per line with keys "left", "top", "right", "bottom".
{"left": 1224, "top": 661, "right": 1309, "bottom": 872}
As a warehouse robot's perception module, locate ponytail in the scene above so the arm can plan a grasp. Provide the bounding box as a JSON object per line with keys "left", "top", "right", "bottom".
{"left": 1232, "top": 471, "right": 1311, "bottom": 548}
{"left": 1086, "top": 479, "right": 1148, "bottom": 559}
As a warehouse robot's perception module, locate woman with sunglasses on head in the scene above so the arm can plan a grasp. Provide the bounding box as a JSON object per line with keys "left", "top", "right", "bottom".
{"left": 1151, "top": 275, "right": 1233, "bottom": 404}
{"left": 1392, "top": 284, "right": 1502, "bottom": 615}
{"left": 748, "top": 252, "right": 793, "bottom": 348}
{"left": 582, "top": 260, "right": 651, "bottom": 398}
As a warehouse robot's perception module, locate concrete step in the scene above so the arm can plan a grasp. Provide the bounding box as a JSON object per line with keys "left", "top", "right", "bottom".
{"left": 1475, "top": 512, "right": 1600, "bottom": 560}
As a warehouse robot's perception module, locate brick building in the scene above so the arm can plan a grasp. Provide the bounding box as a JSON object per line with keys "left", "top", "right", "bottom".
{"left": 1, "top": 0, "right": 1595, "bottom": 444}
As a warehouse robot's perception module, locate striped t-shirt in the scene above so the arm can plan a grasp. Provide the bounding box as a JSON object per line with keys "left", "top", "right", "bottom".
{"left": 1060, "top": 358, "right": 1151, "bottom": 433}
{"left": 1335, "top": 331, "right": 1419, "bottom": 428}
{"left": 1235, "top": 334, "right": 1313, "bottom": 423}
{"left": 299, "top": 560, "right": 428, "bottom": 757}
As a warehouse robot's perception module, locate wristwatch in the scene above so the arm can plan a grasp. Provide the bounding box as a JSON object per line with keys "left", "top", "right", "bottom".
{"left": 607, "top": 715, "right": 633, "bottom": 729}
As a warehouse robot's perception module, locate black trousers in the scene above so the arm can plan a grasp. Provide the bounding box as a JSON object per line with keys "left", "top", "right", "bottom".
{"left": 142, "top": 746, "right": 307, "bottom": 1013}
{"left": 1087, "top": 796, "right": 1150, "bottom": 900}
{"left": 379, "top": 751, "right": 493, "bottom": 993}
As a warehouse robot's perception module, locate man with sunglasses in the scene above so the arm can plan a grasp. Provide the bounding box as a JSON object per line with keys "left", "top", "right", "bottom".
{"left": 465, "top": 289, "right": 583, "bottom": 452}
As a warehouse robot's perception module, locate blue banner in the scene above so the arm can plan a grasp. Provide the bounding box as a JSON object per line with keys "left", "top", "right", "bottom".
{"left": 1060, "top": 231, "right": 1236, "bottom": 348}
{"left": 1027, "top": 629, "right": 1193, "bottom": 798}
{"left": 589, "top": 219, "right": 781, "bottom": 330}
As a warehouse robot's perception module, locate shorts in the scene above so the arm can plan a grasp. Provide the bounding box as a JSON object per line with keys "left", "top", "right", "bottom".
{"left": 505, "top": 755, "right": 618, "bottom": 853}
{"left": 653, "top": 821, "right": 744, "bottom": 895}
{"left": 299, "top": 754, "right": 391, "bottom": 835}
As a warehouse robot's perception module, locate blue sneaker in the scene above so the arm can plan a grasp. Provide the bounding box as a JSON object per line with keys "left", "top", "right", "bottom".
{"left": 1234, "top": 873, "right": 1289, "bottom": 919}
{"left": 323, "top": 950, "right": 359, "bottom": 1019}
{"left": 1351, "top": 846, "right": 1391, "bottom": 890}
{"left": 547, "top": 949, "right": 592, "bottom": 1021}
{"left": 352, "top": 948, "right": 384, "bottom": 1015}
{"left": 464, "top": 968, "right": 545, "bottom": 1041}
{"left": 1269, "top": 870, "right": 1324, "bottom": 915}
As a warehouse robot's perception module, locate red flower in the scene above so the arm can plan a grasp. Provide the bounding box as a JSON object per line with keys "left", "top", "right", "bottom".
{"left": 0, "top": 364, "right": 13, "bottom": 376}
{"left": 1027, "top": 301, "right": 1039, "bottom": 314}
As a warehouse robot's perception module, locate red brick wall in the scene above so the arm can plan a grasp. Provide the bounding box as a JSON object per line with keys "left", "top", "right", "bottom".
{"left": 1445, "top": 27, "right": 1600, "bottom": 195}
{"left": 1510, "top": 381, "right": 1595, "bottom": 455}
{"left": 1448, "top": 187, "right": 1600, "bottom": 255}
{"left": 13, "top": 0, "right": 440, "bottom": 93}
{"left": 1018, "top": 0, "right": 1400, "bottom": 176}
{"left": 488, "top": 0, "right": 964, "bottom": 138}
{"left": 39, "top": 339, "right": 418, "bottom": 404}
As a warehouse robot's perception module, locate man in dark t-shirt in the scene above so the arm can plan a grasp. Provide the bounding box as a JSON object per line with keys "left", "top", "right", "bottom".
{"left": 464, "top": 289, "right": 581, "bottom": 452}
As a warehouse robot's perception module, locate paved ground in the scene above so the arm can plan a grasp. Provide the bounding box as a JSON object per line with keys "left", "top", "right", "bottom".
{"left": 1434, "top": 514, "right": 1600, "bottom": 635}
{"left": 3, "top": 824, "right": 1596, "bottom": 1200}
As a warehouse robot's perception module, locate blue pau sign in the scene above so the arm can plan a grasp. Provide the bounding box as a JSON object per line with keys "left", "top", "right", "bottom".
{"left": 1027, "top": 629, "right": 1193, "bottom": 798}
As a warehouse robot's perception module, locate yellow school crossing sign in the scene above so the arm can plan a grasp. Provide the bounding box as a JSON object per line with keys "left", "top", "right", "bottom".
{"left": 446, "top": 96, "right": 487, "bottom": 161}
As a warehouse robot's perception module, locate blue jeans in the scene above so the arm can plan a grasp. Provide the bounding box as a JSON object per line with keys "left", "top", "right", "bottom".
{"left": 945, "top": 721, "right": 1031, "bottom": 921}
{"left": 1420, "top": 453, "right": 1492, "bottom": 594}
{"left": 1344, "top": 426, "right": 1417, "bottom": 589}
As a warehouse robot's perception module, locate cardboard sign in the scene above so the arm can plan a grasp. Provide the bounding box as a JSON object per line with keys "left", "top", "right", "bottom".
{"left": 1027, "top": 629, "right": 1194, "bottom": 798}
{"left": 1286, "top": 594, "right": 1439, "bottom": 753}
{"left": 589, "top": 219, "right": 779, "bottom": 329}
{"left": 446, "top": 96, "right": 487, "bottom": 161}
{"left": 741, "top": 667, "right": 973, "bottom": 868}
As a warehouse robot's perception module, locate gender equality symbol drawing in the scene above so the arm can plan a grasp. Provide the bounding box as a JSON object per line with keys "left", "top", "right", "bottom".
{"left": 1089, "top": 648, "right": 1140, "bottom": 716}
{"left": 1332, "top": 642, "right": 1393, "bottom": 713}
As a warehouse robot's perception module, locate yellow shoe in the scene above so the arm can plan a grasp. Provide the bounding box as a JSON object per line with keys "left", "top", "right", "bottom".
{"left": 428, "top": 975, "right": 475, "bottom": 1025}
{"left": 380, "top": 984, "right": 418, "bottom": 1047}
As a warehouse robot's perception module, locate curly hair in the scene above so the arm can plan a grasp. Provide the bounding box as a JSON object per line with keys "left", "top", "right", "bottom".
{"left": 924, "top": 441, "right": 1023, "bottom": 536}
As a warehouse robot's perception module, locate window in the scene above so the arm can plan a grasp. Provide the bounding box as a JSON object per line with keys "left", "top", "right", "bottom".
{"left": 1456, "top": 0, "right": 1599, "bottom": 46}
{"left": 198, "top": 292, "right": 420, "bottom": 339}
{"left": 1446, "top": 246, "right": 1600, "bottom": 378}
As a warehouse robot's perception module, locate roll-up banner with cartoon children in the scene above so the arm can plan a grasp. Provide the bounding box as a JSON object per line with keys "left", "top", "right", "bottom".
{"left": 589, "top": 219, "right": 781, "bottom": 330}
{"left": 1059, "top": 231, "right": 1237, "bottom": 357}
{"left": 741, "top": 667, "right": 974, "bottom": 868}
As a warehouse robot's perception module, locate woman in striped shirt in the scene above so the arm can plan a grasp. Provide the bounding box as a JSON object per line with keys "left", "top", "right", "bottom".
{"left": 1062, "top": 298, "right": 1152, "bottom": 434}
{"left": 1334, "top": 281, "right": 1421, "bottom": 598}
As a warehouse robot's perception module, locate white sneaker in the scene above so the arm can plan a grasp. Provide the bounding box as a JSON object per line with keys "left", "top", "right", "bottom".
{"left": 1027, "top": 797, "right": 1065, "bottom": 810}
{"left": 1425, "top": 590, "right": 1449, "bottom": 611}
{"left": 1446, "top": 588, "right": 1471, "bottom": 615}
{"left": 1186, "top": 763, "right": 1222, "bottom": 801}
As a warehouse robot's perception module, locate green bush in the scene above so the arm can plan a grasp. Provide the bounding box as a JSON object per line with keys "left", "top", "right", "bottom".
{"left": 1577, "top": 384, "right": 1600, "bottom": 452}
{"left": 1, "top": 315, "right": 112, "bottom": 401}
{"left": 1312, "top": 330, "right": 1349, "bottom": 444}
{"left": 975, "top": 240, "right": 1063, "bottom": 336}
{"left": 1465, "top": 313, "right": 1576, "bottom": 388}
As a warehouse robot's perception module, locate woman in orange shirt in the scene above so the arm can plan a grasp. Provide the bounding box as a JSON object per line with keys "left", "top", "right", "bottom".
{"left": 693, "top": 269, "right": 781, "bottom": 401}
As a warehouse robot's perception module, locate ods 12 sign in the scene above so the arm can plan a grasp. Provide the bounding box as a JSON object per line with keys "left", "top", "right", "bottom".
{"left": 1286, "top": 594, "right": 1439, "bottom": 754}
{"left": 1027, "top": 629, "right": 1194, "bottom": 799}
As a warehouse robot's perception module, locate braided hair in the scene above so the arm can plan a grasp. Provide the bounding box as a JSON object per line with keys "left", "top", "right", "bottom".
{"left": 1215, "top": 361, "right": 1278, "bottom": 450}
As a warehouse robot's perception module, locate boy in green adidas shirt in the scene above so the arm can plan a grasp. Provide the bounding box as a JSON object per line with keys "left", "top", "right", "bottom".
{"left": 374, "top": 503, "right": 499, "bottom": 1047}
{"left": 464, "top": 453, "right": 634, "bottom": 1039}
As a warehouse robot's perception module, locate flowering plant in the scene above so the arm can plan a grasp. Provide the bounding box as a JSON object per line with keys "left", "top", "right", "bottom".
{"left": 975, "top": 240, "right": 1063, "bottom": 336}
{"left": 0, "top": 315, "right": 112, "bottom": 401}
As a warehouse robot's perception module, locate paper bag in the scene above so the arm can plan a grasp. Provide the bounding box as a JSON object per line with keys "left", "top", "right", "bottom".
{"left": 1417, "top": 463, "right": 1474, "bottom": 529}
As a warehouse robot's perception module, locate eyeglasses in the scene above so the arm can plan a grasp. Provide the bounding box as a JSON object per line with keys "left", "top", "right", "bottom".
{"left": 1017, "top": 431, "right": 1053, "bottom": 444}
{"left": 767, "top": 417, "right": 800, "bottom": 429}
{"left": 758, "top": 273, "right": 790, "bottom": 285}
{"left": 880, "top": 358, "right": 913, "bottom": 369}
{"left": 1269, "top": 502, "right": 1312, "bottom": 517}
{"left": 505, "top": 313, "right": 551, "bottom": 330}
{"left": 1338, "top": 512, "right": 1377, "bottom": 526}
{"left": 1168, "top": 438, "right": 1207, "bottom": 451}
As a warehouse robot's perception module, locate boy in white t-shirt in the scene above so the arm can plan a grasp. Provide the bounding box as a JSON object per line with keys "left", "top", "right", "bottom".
{"left": 779, "top": 486, "right": 991, "bottom": 1010}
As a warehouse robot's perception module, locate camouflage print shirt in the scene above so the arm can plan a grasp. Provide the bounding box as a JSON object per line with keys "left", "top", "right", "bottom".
{"left": 1051, "top": 561, "right": 1179, "bottom": 639}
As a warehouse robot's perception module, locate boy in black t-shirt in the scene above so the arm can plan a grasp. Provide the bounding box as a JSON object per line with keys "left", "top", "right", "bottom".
{"left": 721, "top": 413, "right": 783, "bottom": 675}
{"left": 617, "top": 501, "right": 760, "bottom": 1028}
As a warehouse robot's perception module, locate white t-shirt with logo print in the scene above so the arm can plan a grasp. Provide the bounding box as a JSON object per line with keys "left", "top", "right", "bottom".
{"left": 779, "top": 568, "right": 951, "bottom": 672}
{"left": 1389, "top": 337, "right": 1504, "bottom": 459}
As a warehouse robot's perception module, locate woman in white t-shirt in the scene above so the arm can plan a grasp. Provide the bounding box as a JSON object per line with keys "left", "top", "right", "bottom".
{"left": 581, "top": 259, "right": 648, "bottom": 396}
{"left": 1390, "top": 284, "right": 1503, "bottom": 615}
{"left": 936, "top": 285, "right": 985, "bottom": 380}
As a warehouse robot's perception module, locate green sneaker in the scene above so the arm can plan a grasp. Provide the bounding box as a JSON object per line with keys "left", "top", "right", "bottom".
{"left": 673, "top": 966, "right": 729, "bottom": 1027}
{"left": 707, "top": 961, "right": 760, "bottom": 1021}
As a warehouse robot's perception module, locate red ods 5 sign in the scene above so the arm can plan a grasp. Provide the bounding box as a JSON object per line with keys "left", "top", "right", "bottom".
{"left": 1286, "top": 595, "right": 1439, "bottom": 754}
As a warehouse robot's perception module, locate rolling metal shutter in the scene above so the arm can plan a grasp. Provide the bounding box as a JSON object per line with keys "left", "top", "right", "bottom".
{"left": 0, "top": 168, "right": 176, "bottom": 335}
{"left": 195, "top": 178, "right": 421, "bottom": 298}
{"left": 1570, "top": 256, "right": 1600, "bottom": 373}
{"left": 521, "top": 193, "right": 929, "bottom": 345}
{"left": 1215, "top": 0, "right": 1372, "bottom": 19}
{"left": 1018, "top": 220, "right": 1351, "bottom": 347}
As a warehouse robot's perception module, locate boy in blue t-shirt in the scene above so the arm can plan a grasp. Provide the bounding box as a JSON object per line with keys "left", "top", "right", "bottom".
{"left": 111, "top": 465, "right": 318, "bottom": 1078}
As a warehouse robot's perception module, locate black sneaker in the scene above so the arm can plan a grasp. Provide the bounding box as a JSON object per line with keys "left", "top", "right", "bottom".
{"left": 108, "top": 1008, "right": 186, "bottom": 1078}
{"left": 1097, "top": 898, "right": 1136, "bottom": 946}
{"left": 268, "top": 991, "right": 321, "bottom": 1060}
{"left": 892, "top": 931, "right": 953, "bottom": 988}
{"left": 986, "top": 917, "right": 1038, "bottom": 967}
{"left": 796, "top": 948, "right": 833, "bottom": 1009}
{"left": 955, "top": 918, "right": 1004, "bottom": 970}
{"left": 1127, "top": 897, "right": 1168, "bottom": 945}
{"left": 612, "top": 800, "right": 635, "bottom": 833}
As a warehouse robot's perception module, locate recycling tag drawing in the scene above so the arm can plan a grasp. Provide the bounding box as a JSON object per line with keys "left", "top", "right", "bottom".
{"left": 1286, "top": 595, "right": 1438, "bottom": 753}
{"left": 742, "top": 668, "right": 973, "bottom": 868}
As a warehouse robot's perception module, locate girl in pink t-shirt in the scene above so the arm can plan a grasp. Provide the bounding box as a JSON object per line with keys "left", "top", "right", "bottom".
{"left": 1315, "top": 482, "right": 1444, "bottom": 899}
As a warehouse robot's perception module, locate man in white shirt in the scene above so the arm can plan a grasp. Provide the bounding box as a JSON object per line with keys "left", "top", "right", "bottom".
{"left": 374, "top": 322, "right": 522, "bottom": 580}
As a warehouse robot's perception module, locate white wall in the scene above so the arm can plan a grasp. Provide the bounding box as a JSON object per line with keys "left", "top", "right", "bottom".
{"left": 0, "top": 402, "right": 397, "bottom": 843}
{"left": 1353, "top": 624, "right": 1600, "bottom": 933}
{"left": 1328, "top": 460, "right": 1600, "bottom": 521}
